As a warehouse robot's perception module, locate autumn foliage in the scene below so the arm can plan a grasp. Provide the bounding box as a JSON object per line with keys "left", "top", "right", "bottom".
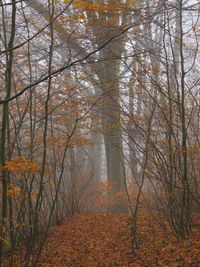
{"left": 1, "top": 0, "right": 200, "bottom": 266}
{"left": 3, "top": 211, "right": 200, "bottom": 267}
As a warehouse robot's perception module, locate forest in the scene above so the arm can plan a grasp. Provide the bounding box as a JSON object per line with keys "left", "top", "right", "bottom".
{"left": 0, "top": 0, "right": 200, "bottom": 266}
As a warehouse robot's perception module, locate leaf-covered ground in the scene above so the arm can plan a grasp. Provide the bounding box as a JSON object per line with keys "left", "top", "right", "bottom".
{"left": 37, "top": 212, "right": 200, "bottom": 267}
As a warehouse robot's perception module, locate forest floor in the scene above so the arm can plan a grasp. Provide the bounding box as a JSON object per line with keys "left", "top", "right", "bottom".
{"left": 36, "top": 212, "right": 200, "bottom": 267}
{"left": 4, "top": 211, "right": 200, "bottom": 267}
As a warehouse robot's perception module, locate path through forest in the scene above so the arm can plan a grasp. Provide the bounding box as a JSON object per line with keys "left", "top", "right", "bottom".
{"left": 35, "top": 212, "right": 200, "bottom": 267}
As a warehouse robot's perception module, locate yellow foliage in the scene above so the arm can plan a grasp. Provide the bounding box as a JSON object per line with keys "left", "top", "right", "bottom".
{"left": 5, "top": 156, "right": 41, "bottom": 174}
{"left": 173, "top": 145, "right": 199, "bottom": 155}
{"left": 69, "top": 138, "right": 89, "bottom": 147}
{"left": 73, "top": 0, "right": 127, "bottom": 12}
{"left": 7, "top": 186, "right": 22, "bottom": 197}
